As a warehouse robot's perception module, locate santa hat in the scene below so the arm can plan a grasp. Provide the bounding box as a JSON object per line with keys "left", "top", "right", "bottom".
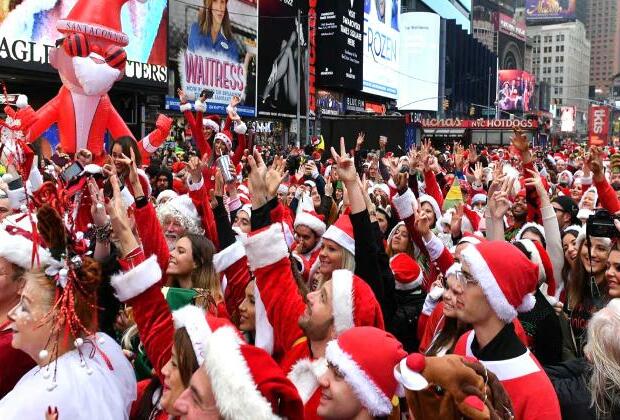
{"left": 202, "top": 115, "right": 221, "bottom": 133}
{"left": 515, "top": 222, "right": 546, "bottom": 244}
{"left": 389, "top": 253, "right": 423, "bottom": 291}
{"left": 202, "top": 326, "right": 304, "bottom": 419}
{"left": 238, "top": 204, "right": 252, "bottom": 219}
{"left": 172, "top": 177, "right": 188, "bottom": 195}
{"left": 172, "top": 305, "right": 234, "bottom": 366}
{"left": 458, "top": 232, "right": 486, "bottom": 247}
{"left": 579, "top": 186, "right": 598, "bottom": 209}
{"left": 155, "top": 189, "right": 178, "bottom": 206}
{"left": 418, "top": 194, "right": 442, "bottom": 225}
{"left": 331, "top": 270, "right": 384, "bottom": 336}
{"left": 460, "top": 241, "right": 538, "bottom": 323}
{"left": 516, "top": 239, "right": 556, "bottom": 296}
{"left": 322, "top": 214, "right": 355, "bottom": 256}
{"left": 470, "top": 193, "right": 487, "bottom": 206}
{"left": 171, "top": 161, "right": 187, "bottom": 174}
{"left": 277, "top": 183, "right": 289, "bottom": 196}
{"left": 294, "top": 210, "right": 326, "bottom": 236}
{"left": 325, "top": 327, "right": 406, "bottom": 416}
{"left": 57, "top": 0, "right": 133, "bottom": 47}
{"left": 214, "top": 129, "right": 233, "bottom": 151}
{"left": 156, "top": 194, "right": 203, "bottom": 235}
{"left": 369, "top": 183, "right": 390, "bottom": 197}
{"left": 558, "top": 170, "right": 574, "bottom": 186}
{"left": 0, "top": 213, "right": 52, "bottom": 269}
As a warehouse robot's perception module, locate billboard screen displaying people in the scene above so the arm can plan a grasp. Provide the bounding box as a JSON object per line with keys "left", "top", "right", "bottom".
{"left": 257, "top": 0, "right": 308, "bottom": 118}
{"left": 0, "top": 0, "right": 168, "bottom": 86}
{"left": 498, "top": 70, "right": 535, "bottom": 112}
{"left": 363, "top": 0, "right": 401, "bottom": 99}
{"left": 175, "top": 0, "right": 257, "bottom": 117}
{"left": 525, "top": 0, "right": 576, "bottom": 22}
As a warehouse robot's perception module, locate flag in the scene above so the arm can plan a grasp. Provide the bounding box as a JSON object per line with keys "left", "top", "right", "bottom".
{"left": 443, "top": 177, "right": 464, "bottom": 211}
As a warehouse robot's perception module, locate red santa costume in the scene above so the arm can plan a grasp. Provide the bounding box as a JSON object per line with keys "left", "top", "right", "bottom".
{"left": 452, "top": 241, "right": 561, "bottom": 420}
{"left": 292, "top": 209, "right": 326, "bottom": 282}
{"left": 242, "top": 220, "right": 384, "bottom": 419}
{"left": 24, "top": 0, "right": 172, "bottom": 164}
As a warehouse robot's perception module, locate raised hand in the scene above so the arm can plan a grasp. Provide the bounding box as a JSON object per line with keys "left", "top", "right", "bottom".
{"left": 473, "top": 161, "right": 483, "bottom": 182}
{"left": 187, "top": 155, "right": 203, "bottom": 184}
{"left": 247, "top": 150, "right": 268, "bottom": 208}
{"left": 266, "top": 155, "right": 285, "bottom": 199}
{"left": 450, "top": 203, "right": 464, "bottom": 238}
{"left": 88, "top": 178, "right": 107, "bottom": 227}
{"left": 510, "top": 127, "right": 529, "bottom": 153}
{"left": 468, "top": 144, "right": 478, "bottom": 164}
{"left": 415, "top": 207, "right": 432, "bottom": 238}
{"left": 331, "top": 137, "right": 357, "bottom": 183}
{"left": 454, "top": 143, "right": 464, "bottom": 170}
{"left": 488, "top": 177, "right": 513, "bottom": 220}
{"left": 355, "top": 132, "right": 365, "bottom": 150}
{"left": 588, "top": 146, "right": 605, "bottom": 181}
{"left": 177, "top": 88, "right": 188, "bottom": 104}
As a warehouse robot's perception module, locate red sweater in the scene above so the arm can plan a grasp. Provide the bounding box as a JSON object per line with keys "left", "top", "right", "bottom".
{"left": 0, "top": 321, "right": 35, "bottom": 398}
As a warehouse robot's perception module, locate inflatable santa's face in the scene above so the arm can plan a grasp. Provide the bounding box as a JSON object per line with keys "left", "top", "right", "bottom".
{"left": 49, "top": 0, "right": 138, "bottom": 97}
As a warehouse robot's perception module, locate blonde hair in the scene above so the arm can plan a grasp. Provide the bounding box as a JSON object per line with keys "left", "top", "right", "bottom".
{"left": 585, "top": 298, "right": 620, "bottom": 416}
{"left": 313, "top": 247, "right": 356, "bottom": 290}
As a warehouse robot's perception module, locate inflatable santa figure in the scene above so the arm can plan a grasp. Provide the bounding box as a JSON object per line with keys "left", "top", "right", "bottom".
{"left": 20, "top": 0, "right": 172, "bottom": 163}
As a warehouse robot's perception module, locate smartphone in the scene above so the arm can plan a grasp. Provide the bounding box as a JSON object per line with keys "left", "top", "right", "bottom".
{"left": 7, "top": 177, "right": 23, "bottom": 191}
{"left": 200, "top": 89, "right": 215, "bottom": 99}
{"left": 60, "top": 161, "right": 84, "bottom": 184}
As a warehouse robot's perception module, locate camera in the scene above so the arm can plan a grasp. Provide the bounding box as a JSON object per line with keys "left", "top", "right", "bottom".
{"left": 200, "top": 89, "right": 214, "bottom": 99}
{"left": 586, "top": 209, "right": 620, "bottom": 238}
{"left": 286, "top": 154, "right": 302, "bottom": 174}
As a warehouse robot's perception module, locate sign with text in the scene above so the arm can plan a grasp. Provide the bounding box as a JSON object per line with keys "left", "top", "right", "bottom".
{"left": 419, "top": 118, "right": 538, "bottom": 129}
{"left": 344, "top": 96, "right": 365, "bottom": 113}
{"left": 0, "top": 0, "right": 168, "bottom": 86}
{"left": 525, "top": 0, "right": 576, "bottom": 22}
{"left": 316, "top": 0, "right": 363, "bottom": 90}
{"left": 588, "top": 105, "right": 610, "bottom": 146}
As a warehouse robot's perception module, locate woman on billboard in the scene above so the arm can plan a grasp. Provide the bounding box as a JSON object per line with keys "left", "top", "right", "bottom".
{"left": 188, "top": 0, "right": 239, "bottom": 61}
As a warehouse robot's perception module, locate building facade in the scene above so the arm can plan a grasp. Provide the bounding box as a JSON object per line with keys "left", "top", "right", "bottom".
{"left": 529, "top": 21, "right": 591, "bottom": 133}
{"left": 586, "top": 0, "right": 620, "bottom": 99}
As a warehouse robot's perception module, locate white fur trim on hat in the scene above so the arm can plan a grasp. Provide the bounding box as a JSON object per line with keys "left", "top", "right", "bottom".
{"left": 322, "top": 225, "right": 355, "bottom": 256}
{"left": 253, "top": 285, "right": 274, "bottom": 356}
{"left": 141, "top": 134, "right": 159, "bottom": 154}
{"left": 243, "top": 223, "right": 289, "bottom": 271}
{"left": 392, "top": 188, "right": 417, "bottom": 220}
{"left": 419, "top": 194, "right": 442, "bottom": 225}
{"left": 0, "top": 215, "right": 52, "bottom": 269}
{"left": 172, "top": 305, "right": 211, "bottom": 366}
{"left": 288, "top": 358, "right": 328, "bottom": 403}
{"left": 203, "top": 117, "right": 220, "bottom": 133}
{"left": 15, "top": 95, "right": 28, "bottom": 109}
{"left": 194, "top": 99, "right": 207, "bottom": 113}
{"left": 179, "top": 102, "right": 192, "bottom": 113}
{"left": 213, "top": 240, "right": 246, "bottom": 273}
{"left": 325, "top": 340, "right": 393, "bottom": 416}
{"left": 331, "top": 270, "right": 354, "bottom": 335}
{"left": 460, "top": 246, "right": 518, "bottom": 323}
{"left": 110, "top": 255, "right": 161, "bottom": 302}
{"left": 515, "top": 222, "right": 546, "bottom": 242}
{"left": 203, "top": 326, "right": 280, "bottom": 420}
{"left": 215, "top": 132, "right": 232, "bottom": 150}
{"left": 156, "top": 190, "right": 178, "bottom": 205}
{"left": 234, "top": 121, "right": 247, "bottom": 135}
{"left": 294, "top": 212, "right": 326, "bottom": 236}
{"left": 471, "top": 193, "right": 487, "bottom": 205}
{"left": 187, "top": 175, "right": 204, "bottom": 192}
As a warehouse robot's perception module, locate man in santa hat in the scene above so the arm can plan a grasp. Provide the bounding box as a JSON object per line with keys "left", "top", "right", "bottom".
{"left": 293, "top": 208, "right": 326, "bottom": 281}
{"left": 452, "top": 241, "right": 561, "bottom": 419}
{"left": 318, "top": 327, "right": 406, "bottom": 419}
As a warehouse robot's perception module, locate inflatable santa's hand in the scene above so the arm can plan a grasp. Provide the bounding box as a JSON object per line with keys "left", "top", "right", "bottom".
{"left": 63, "top": 33, "right": 90, "bottom": 57}
{"left": 142, "top": 114, "right": 173, "bottom": 153}
{"left": 15, "top": 106, "right": 38, "bottom": 133}
{"left": 155, "top": 114, "right": 173, "bottom": 134}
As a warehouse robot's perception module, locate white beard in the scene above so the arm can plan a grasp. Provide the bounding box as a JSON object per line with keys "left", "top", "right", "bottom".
{"left": 73, "top": 55, "right": 121, "bottom": 96}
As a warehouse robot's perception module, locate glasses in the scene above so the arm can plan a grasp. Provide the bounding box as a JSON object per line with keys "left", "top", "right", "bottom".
{"left": 451, "top": 270, "right": 478, "bottom": 292}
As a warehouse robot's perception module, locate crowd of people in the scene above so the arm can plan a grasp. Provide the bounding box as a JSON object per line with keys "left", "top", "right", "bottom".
{"left": 0, "top": 92, "right": 619, "bottom": 420}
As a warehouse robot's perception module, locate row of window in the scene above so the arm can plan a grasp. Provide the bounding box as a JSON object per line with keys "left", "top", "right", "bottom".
{"left": 532, "top": 34, "right": 566, "bottom": 43}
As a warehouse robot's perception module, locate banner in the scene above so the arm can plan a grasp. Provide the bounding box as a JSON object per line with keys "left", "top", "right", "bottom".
{"left": 176, "top": 0, "right": 257, "bottom": 117}
{"left": 257, "top": 0, "right": 309, "bottom": 118}
{"left": 0, "top": 0, "right": 168, "bottom": 86}
{"left": 363, "top": 0, "right": 401, "bottom": 99}
{"left": 525, "top": 0, "right": 576, "bottom": 22}
{"left": 397, "top": 12, "right": 439, "bottom": 111}
{"left": 316, "top": 0, "right": 363, "bottom": 90}
{"left": 589, "top": 105, "right": 610, "bottom": 146}
{"left": 498, "top": 70, "right": 535, "bottom": 112}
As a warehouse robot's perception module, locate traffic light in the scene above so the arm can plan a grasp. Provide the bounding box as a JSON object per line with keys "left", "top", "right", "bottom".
{"left": 443, "top": 99, "right": 449, "bottom": 111}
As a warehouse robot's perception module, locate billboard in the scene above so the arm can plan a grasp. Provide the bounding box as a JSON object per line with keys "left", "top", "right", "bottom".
{"left": 589, "top": 105, "right": 610, "bottom": 146}
{"left": 495, "top": 13, "right": 526, "bottom": 42}
{"left": 363, "top": 0, "right": 401, "bottom": 99}
{"left": 560, "top": 106, "right": 576, "bottom": 132}
{"left": 397, "top": 12, "right": 439, "bottom": 111}
{"left": 498, "top": 70, "right": 535, "bottom": 112}
{"left": 175, "top": 0, "right": 257, "bottom": 117}
{"left": 0, "top": 0, "right": 168, "bottom": 86}
{"left": 316, "top": 0, "right": 364, "bottom": 90}
{"left": 317, "top": 90, "right": 344, "bottom": 115}
{"left": 525, "top": 0, "right": 576, "bottom": 22}
{"left": 257, "top": 0, "right": 309, "bottom": 118}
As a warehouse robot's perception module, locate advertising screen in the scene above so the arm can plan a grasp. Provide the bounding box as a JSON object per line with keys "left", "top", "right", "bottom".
{"left": 257, "top": 0, "right": 309, "bottom": 118}
{"left": 0, "top": 0, "right": 168, "bottom": 86}
{"left": 363, "top": 0, "right": 401, "bottom": 99}
{"left": 175, "top": 0, "right": 257, "bottom": 117}
{"left": 498, "top": 70, "right": 535, "bottom": 112}
{"left": 397, "top": 12, "right": 439, "bottom": 111}
{"left": 560, "top": 106, "right": 576, "bottom": 132}
{"left": 525, "top": 0, "right": 576, "bottom": 22}
{"left": 589, "top": 105, "right": 610, "bottom": 146}
{"left": 316, "top": 0, "right": 364, "bottom": 90}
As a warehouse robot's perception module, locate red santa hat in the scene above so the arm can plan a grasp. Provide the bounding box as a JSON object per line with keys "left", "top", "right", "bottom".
{"left": 515, "top": 239, "right": 556, "bottom": 297}
{"left": 202, "top": 115, "right": 221, "bottom": 133}
{"left": 331, "top": 270, "right": 385, "bottom": 336}
{"left": 322, "top": 214, "right": 355, "bottom": 256}
{"left": 57, "top": 0, "right": 133, "bottom": 47}
{"left": 325, "top": 327, "right": 406, "bottom": 416}
{"left": 389, "top": 253, "right": 423, "bottom": 291}
{"left": 202, "top": 325, "right": 304, "bottom": 419}
{"left": 460, "top": 241, "right": 539, "bottom": 323}
{"left": 458, "top": 232, "right": 486, "bottom": 247}
{"left": 171, "top": 161, "right": 187, "bottom": 174}
{"left": 214, "top": 129, "right": 233, "bottom": 151}
{"left": 294, "top": 210, "right": 326, "bottom": 236}
{"left": 0, "top": 213, "right": 52, "bottom": 269}
{"left": 514, "top": 222, "right": 546, "bottom": 244}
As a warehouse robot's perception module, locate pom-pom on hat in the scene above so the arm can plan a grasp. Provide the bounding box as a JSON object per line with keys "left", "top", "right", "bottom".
{"left": 325, "top": 327, "right": 406, "bottom": 417}
{"left": 460, "top": 241, "right": 539, "bottom": 323}
{"left": 389, "top": 253, "right": 423, "bottom": 291}
{"left": 294, "top": 210, "right": 326, "bottom": 236}
{"left": 322, "top": 214, "right": 355, "bottom": 256}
